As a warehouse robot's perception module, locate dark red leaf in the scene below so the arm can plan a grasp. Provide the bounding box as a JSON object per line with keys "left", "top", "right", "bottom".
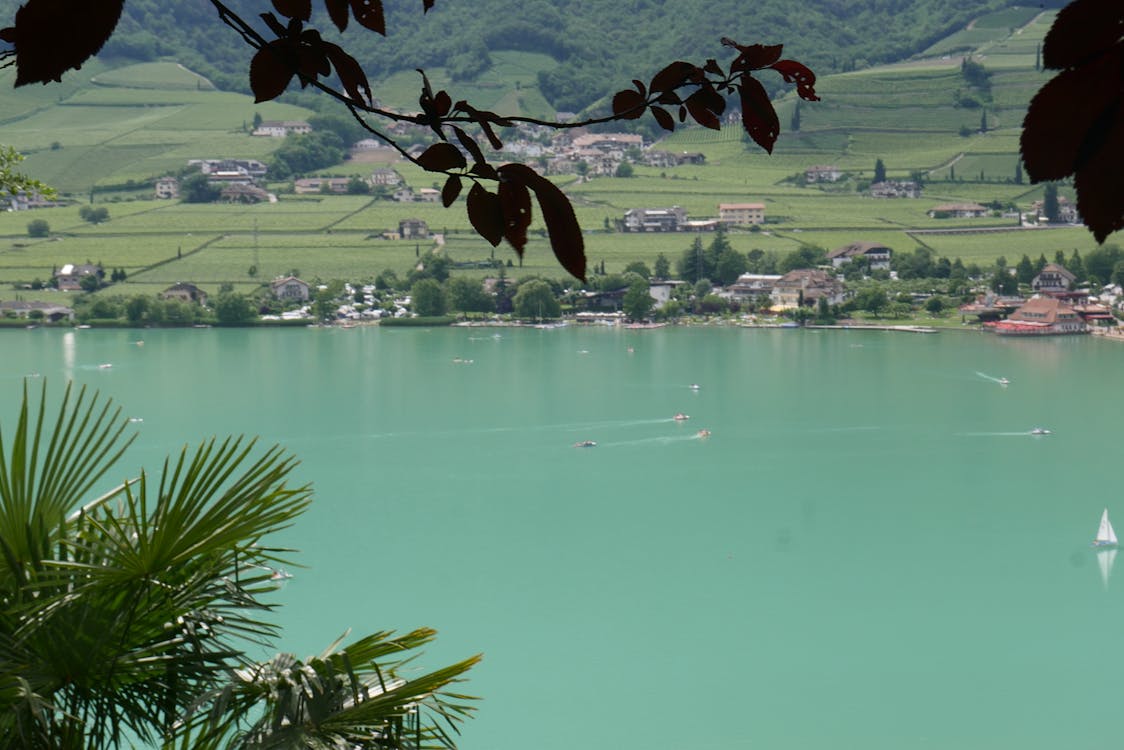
{"left": 632, "top": 80, "right": 647, "bottom": 97}
{"left": 0, "top": 27, "right": 15, "bottom": 44}
{"left": 650, "top": 61, "right": 697, "bottom": 94}
{"left": 656, "top": 91, "right": 682, "bottom": 105}
{"left": 441, "top": 175, "right": 463, "bottom": 207}
{"left": 250, "top": 44, "right": 296, "bottom": 103}
{"left": 416, "top": 143, "right": 467, "bottom": 172}
{"left": 612, "top": 89, "right": 647, "bottom": 120}
{"left": 323, "top": 43, "right": 371, "bottom": 105}
{"left": 453, "top": 127, "right": 486, "bottom": 166}
{"left": 470, "top": 162, "right": 499, "bottom": 180}
{"left": 434, "top": 90, "right": 452, "bottom": 117}
{"left": 10, "top": 0, "right": 124, "bottom": 86}
{"left": 423, "top": 0, "right": 435, "bottom": 10}
{"left": 704, "top": 58, "right": 724, "bottom": 77}
{"left": 1075, "top": 132, "right": 1124, "bottom": 244}
{"left": 738, "top": 78, "right": 779, "bottom": 154}
{"left": 295, "top": 45, "right": 329, "bottom": 86}
{"left": 349, "top": 0, "right": 386, "bottom": 34}
{"left": 325, "top": 0, "right": 349, "bottom": 31}
{"left": 260, "top": 11, "right": 289, "bottom": 37}
{"left": 685, "top": 90, "right": 721, "bottom": 130}
{"left": 679, "top": 105, "right": 687, "bottom": 123}
{"left": 1042, "top": 0, "right": 1123, "bottom": 70}
{"left": 1020, "top": 59, "right": 1119, "bottom": 182}
{"left": 650, "top": 106, "right": 676, "bottom": 132}
{"left": 498, "top": 178, "right": 533, "bottom": 253}
{"left": 731, "top": 43, "right": 783, "bottom": 72}
{"left": 770, "top": 60, "right": 820, "bottom": 102}
{"left": 272, "top": 0, "right": 311, "bottom": 21}
{"left": 498, "top": 164, "right": 585, "bottom": 281}
{"left": 466, "top": 183, "right": 505, "bottom": 247}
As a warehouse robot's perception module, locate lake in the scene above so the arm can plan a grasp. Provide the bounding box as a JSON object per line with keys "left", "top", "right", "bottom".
{"left": 2, "top": 324, "right": 1122, "bottom": 749}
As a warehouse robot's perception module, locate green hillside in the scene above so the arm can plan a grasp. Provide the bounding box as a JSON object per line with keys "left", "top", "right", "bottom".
{"left": 0, "top": 7, "right": 1114, "bottom": 305}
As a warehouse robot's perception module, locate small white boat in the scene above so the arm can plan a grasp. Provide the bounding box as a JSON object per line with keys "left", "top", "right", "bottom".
{"left": 573, "top": 440, "right": 597, "bottom": 448}
{"left": 97, "top": 363, "right": 112, "bottom": 369}
{"left": 1093, "top": 508, "right": 1118, "bottom": 548}
{"left": 1030, "top": 427, "right": 1051, "bottom": 435}
{"left": 673, "top": 413, "right": 690, "bottom": 421}
{"left": 689, "top": 383, "right": 700, "bottom": 391}
{"left": 998, "top": 377, "right": 1009, "bottom": 386}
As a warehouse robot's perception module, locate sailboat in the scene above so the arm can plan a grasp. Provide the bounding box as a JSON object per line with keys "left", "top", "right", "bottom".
{"left": 1093, "top": 508, "right": 1118, "bottom": 548}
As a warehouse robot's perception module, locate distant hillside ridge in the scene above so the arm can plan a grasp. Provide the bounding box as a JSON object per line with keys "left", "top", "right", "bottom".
{"left": 0, "top": 0, "right": 1068, "bottom": 111}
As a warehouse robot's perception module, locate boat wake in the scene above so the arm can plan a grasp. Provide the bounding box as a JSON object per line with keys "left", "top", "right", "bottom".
{"left": 975, "top": 371, "right": 1009, "bottom": 386}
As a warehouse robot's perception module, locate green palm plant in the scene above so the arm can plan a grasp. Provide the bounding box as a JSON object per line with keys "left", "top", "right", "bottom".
{"left": 0, "top": 381, "right": 478, "bottom": 750}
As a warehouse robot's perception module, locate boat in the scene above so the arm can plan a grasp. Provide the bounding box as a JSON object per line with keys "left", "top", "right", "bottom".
{"left": 673, "top": 413, "right": 690, "bottom": 421}
{"left": 689, "top": 384, "right": 700, "bottom": 391}
{"left": 1094, "top": 508, "right": 1118, "bottom": 548}
{"left": 573, "top": 440, "right": 597, "bottom": 448}
{"left": 97, "top": 363, "right": 112, "bottom": 369}
{"left": 1030, "top": 427, "right": 1051, "bottom": 435}
{"left": 696, "top": 429, "right": 711, "bottom": 438}
{"left": 998, "top": 377, "right": 1010, "bottom": 385}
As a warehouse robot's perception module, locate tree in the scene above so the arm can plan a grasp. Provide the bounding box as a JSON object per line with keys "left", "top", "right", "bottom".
{"left": 446, "top": 277, "right": 494, "bottom": 314}
{"left": 79, "top": 273, "right": 101, "bottom": 293}
{"left": 873, "top": 158, "right": 886, "bottom": 184}
{"left": 124, "top": 295, "right": 150, "bottom": 324}
{"left": 0, "top": 382, "right": 478, "bottom": 749}
{"left": 790, "top": 101, "right": 801, "bottom": 132}
{"left": 79, "top": 205, "right": 109, "bottom": 224}
{"left": 26, "top": 218, "right": 48, "bottom": 237}
{"left": 676, "top": 237, "right": 708, "bottom": 284}
{"left": 614, "top": 160, "right": 634, "bottom": 178}
{"left": 512, "top": 279, "right": 560, "bottom": 320}
{"left": 181, "top": 172, "right": 221, "bottom": 203}
{"left": 0, "top": 2, "right": 821, "bottom": 282}
{"left": 1015, "top": 254, "right": 1035, "bottom": 285}
{"left": 925, "top": 296, "right": 945, "bottom": 316}
{"left": 714, "top": 247, "right": 747, "bottom": 285}
{"left": 411, "top": 278, "right": 447, "bottom": 317}
{"left": 0, "top": 144, "right": 53, "bottom": 197}
{"left": 1042, "top": 182, "right": 1060, "bottom": 223}
{"left": 622, "top": 277, "right": 654, "bottom": 322}
{"left": 653, "top": 253, "right": 670, "bottom": 280}
{"left": 215, "top": 292, "right": 257, "bottom": 324}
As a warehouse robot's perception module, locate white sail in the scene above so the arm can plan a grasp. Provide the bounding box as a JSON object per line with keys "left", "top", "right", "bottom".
{"left": 1096, "top": 508, "right": 1118, "bottom": 545}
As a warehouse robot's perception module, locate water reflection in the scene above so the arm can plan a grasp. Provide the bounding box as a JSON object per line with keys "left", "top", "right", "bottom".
{"left": 1097, "top": 548, "right": 1116, "bottom": 589}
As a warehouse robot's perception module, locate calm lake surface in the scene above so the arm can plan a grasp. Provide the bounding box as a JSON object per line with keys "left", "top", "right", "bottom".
{"left": 3, "top": 325, "right": 1123, "bottom": 749}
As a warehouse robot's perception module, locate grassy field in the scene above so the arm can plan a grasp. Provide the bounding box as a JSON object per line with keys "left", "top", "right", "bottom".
{"left": 0, "top": 10, "right": 1118, "bottom": 303}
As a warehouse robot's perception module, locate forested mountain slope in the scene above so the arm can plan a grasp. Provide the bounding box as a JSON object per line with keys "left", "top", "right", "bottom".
{"left": 0, "top": 0, "right": 1065, "bottom": 110}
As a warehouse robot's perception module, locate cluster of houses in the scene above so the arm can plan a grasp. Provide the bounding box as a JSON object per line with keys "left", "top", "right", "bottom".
{"left": 622, "top": 203, "right": 767, "bottom": 232}
{"left": 960, "top": 263, "right": 1115, "bottom": 335}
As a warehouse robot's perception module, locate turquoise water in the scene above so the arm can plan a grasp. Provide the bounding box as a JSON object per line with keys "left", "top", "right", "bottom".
{"left": 2, "top": 326, "right": 1123, "bottom": 749}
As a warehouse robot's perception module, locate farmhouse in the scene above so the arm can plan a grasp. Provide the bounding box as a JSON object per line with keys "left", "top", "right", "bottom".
{"left": 623, "top": 206, "right": 687, "bottom": 232}
{"left": 928, "top": 202, "right": 988, "bottom": 218}
{"left": 805, "top": 165, "right": 842, "bottom": 182}
{"left": 398, "top": 218, "right": 429, "bottom": 239}
{"left": 718, "top": 203, "right": 765, "bottom": 226}
{"left": 726, "top": 273, "right": 783, "bottom": 301}
{"left": 154, "top": 177, "right": 179, "bottom": 199}
{"left": 252, "top": 120, "right": 312, "bottom": 137}
{"left": 0, "top": 300, "right": 74, "bottom": 322}
{"left": 870, "top": 180, "right": 920, "bottom": 198}
{"left": 827, "top": 241, "right": 893, "bottom": 270}
{"left": 771, "top": 269, "right": 846, "bottom": 308}
{"left": 1032, "top": 263, "right": 1076, "bottom": 293}
{"left": 54, "top": 263, "right": 102, "bottom": 292}
{"left": 370, "top": 168, "right": 402, "bottom": 186}
{"left": 570, "top": 133, "right": 644, "bottom": 151}
{"left": 271, "top": 276, "right": 310, "bottom": 302}
{"left": 161, "top": 283, "right": 208, "bottom": 306}
{"left": 294, "top": 177, "right": 351, "bottom": 194}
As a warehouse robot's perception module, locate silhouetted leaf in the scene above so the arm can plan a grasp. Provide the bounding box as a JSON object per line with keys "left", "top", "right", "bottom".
{"left": 730, "top": 43, "right": 783, "bottom": 72}
{"left": 1042, "top": 0, "right": 1122, "bottom": 70}
{"left": 466, "top": 183, "right": 504, "bottom": 247}
{"left": 433, "top": 90, "right": 452, "bottom": 117}
{"left": 770, "top": 60, "right": 820, "bottom": 102}
{"left": 272, "top": 0, "right": 311, "bottom": 21}
{"left": 738, "top": 78, "right": 779, "bottom": 154}
{"left": 8, "top": 0, "right": 125, "bottom": 86}
{"left": 656, "top": 91, "right": 682, "bottom": 105}
{"left": 250, "top": 43, "right": 296, "bottom": 102}
{"left": 423, "top": 0, "right": 435, "bottom": 10}
{"left": 703, "top": 58, "right": 724, "bottom": 77}
{"left": 416, "top": 143, "right": 467, "bottom": 172}
{"left": 324, "top": 43, "right": 371, "bottom": 105}
{"left": 650, "top": 61, "right": 696, "bottom": 93}
{"left": 325, "top": 0, "right": 349, "bottom": 31}
{"left": 498, "top": 164, "right": 585, "bottom": 281}
{"left": 1075, "top": 126, "right": 1124, "bottom": 243}
{"left": 349, "top": 0, "right": 385, "bottom": 34}
{"left": 612, "top": 89, "right": 646, "bottom": 120}
{"left": 632, "top": 80, "right": 647, "bottom": 97}
{"left": 469, "top": 162, "right": 499, "bottom": 181}
{"left": 441, "top": 175, "right": 462, "bottom": 207}
{"left": 685, "top": 86, "right": 724, "bottom": 130}
{"left": 1020, "top": 61, "right": 1118, "bottom": 182}
{"left": 260, "top": 11, "right": 289, "bottom": 36}
{"left": 498, "top": 177, "right": 533, "bottom": 253}
{"left": 453, "top": 127, "right": 486, "bottom": 166}
{"left": 650, "top": 106, "right": 676, "bottom": 132}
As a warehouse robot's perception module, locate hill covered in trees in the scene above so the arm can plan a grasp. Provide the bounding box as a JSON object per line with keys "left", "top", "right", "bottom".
{"left": 0, "top": 0, "right": 1067, "bottom": 112}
